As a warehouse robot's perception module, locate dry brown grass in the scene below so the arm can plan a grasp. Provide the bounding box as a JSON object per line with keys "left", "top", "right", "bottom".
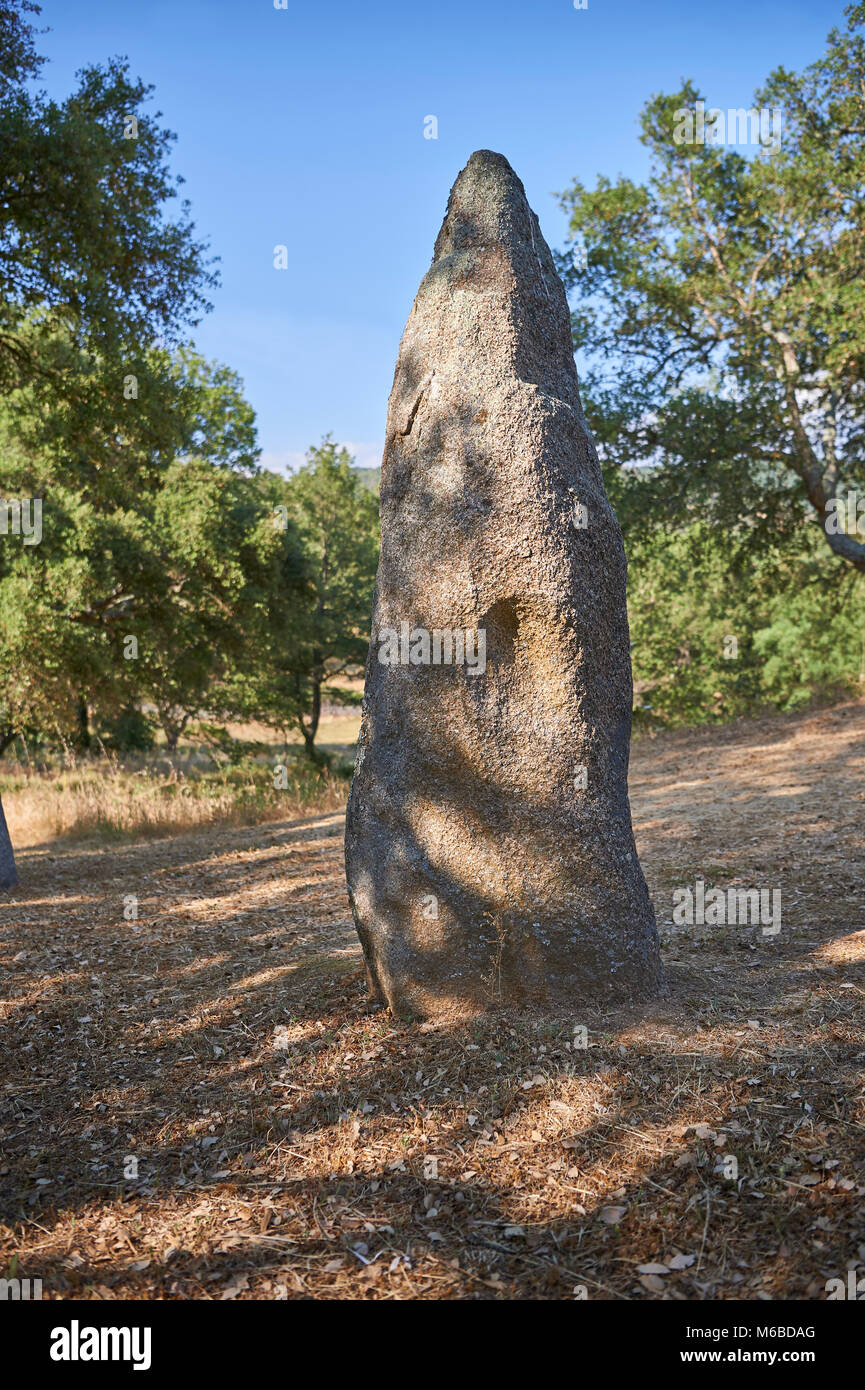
{"left": 2, "top": 749, "right": 353, "bottom": 851}
{"left": 3, "top": 766, "right": 348, "bottom": 849}
{"left": 1, "top": 701, "right": 863, "bottom": 1300}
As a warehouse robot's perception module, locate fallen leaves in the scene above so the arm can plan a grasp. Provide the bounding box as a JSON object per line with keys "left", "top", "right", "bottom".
{"left": 2, "top": 703, "right": 865, "bottom": 1300}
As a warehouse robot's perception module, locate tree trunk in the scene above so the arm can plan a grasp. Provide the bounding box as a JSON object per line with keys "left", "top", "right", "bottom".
{"left": 158, "top": 706, "right": 187, "bottom": 756}
{"left": 299, "top": 654, "right": 324, "bottom": 761}
{"left": 75, "top": 696, "right": 90, "bottom": 752}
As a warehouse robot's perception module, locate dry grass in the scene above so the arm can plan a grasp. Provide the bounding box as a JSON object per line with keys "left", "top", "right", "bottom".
{"left": 1, "top": 724, "right": 357, "bottom": 850}
{"left": 1, "top": 701, "right": 863, "bottom": 1300}
{"left": 1, "top": 764, "right": 348, "bottom": 848}
{"left": 224, "top": 714, "right": 362, "bottom": 754}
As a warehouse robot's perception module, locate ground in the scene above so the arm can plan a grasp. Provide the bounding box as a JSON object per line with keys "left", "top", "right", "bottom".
{"left": 1, "top": 701, "right": 864, "bottom": 1300}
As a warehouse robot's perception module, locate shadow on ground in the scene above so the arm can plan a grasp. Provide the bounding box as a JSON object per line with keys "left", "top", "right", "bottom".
{"left": 0, "top": 703, "right": 863, "bottom": 1299}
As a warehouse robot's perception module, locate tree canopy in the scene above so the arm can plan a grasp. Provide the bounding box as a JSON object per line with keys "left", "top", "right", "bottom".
{"left": 558, "top": 1, "right": 865, "bottom": 572}
{"left": 0, "top": 0, "right": 217, "bottom": 399}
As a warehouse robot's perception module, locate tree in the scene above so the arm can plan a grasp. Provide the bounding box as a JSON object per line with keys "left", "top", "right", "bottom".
{"left": 626, "top": 516, "right": 864, "bottom": 726}
{"left": 134, "top": 456, "right": 276, "bottom": 753}
{"left": 0, "top": 3, "right": 293, "bottom": 758}
{"left": 0, "top": 344, "right": 264, "bottom": 751}
{"left": 558, "top": 1, "right": 865, "bottom": 571}
{"left": 246, "top": 440, "right": 379, "bottom": 760}
{"left": 0, "top": 0, "right": 217, "bottom": 398}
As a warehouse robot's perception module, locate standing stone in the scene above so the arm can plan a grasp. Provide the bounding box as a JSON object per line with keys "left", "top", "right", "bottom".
{"left": 0, "top": 793, "right": 17, "bottom": 891}
{"left": 345, "top": 150, "right": 660, "bottom": 1020}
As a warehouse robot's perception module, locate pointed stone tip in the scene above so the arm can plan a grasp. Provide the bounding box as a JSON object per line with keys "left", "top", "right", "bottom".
{"left": 434, "top": 151, "right": 532, "bottom": 261}
{"left": 463, "top": 149, "right": 516, "bottom": 173}
{"left": 453, "top": 149, "right": 524, "bottom": 200}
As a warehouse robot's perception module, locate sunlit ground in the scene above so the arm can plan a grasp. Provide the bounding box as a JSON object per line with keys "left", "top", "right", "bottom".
{"left": 1, "top": 701, "right": 863, "bottom": 1300}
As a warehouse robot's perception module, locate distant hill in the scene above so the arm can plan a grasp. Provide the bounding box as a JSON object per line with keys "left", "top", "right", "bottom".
{"left": 354, "top": 466, "right": 381, "bottom": 495}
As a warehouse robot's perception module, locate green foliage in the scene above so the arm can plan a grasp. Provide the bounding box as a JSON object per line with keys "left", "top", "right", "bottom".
{"left": 559, "top": 2, "right": 865, "bottom": 572}
{"left": 555, "top": 1, "right": 865, "bottom": 725}
{"left": 0, "top": 4, "right": 379, "bottom": 764}
{"left": 0, "top": 0, "right": 216, "bottom": 396}
{"left": 0, "top": 340, "right": 269, "bottom": 748}
{"left": 3, "top": 0, "right": 862, "bottom": 762}
{"left": 232, "top": 438, "right": 379, "bottom": 756}
{"left": 322, "top": 686, "right": 364, "bottom": 708}
{"left": 627, "top": 518, "right": 865, "bottom": 727}
{"left": 94, "top": 705, "right": 156, "bottom": 753}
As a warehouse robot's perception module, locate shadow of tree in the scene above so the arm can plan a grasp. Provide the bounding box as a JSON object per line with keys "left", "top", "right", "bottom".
{"left": 1, "top": 704, "right": 863, "bottom": 1298}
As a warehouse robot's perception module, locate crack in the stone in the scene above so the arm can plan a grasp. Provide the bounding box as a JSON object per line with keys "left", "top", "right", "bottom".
{"left": 401, "top": 372, "right": 434, "bottom": 436}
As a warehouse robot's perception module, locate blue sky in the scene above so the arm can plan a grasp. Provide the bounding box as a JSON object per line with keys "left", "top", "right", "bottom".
{"left": 37, "top": 0, "right": 837, "bottom": 474}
